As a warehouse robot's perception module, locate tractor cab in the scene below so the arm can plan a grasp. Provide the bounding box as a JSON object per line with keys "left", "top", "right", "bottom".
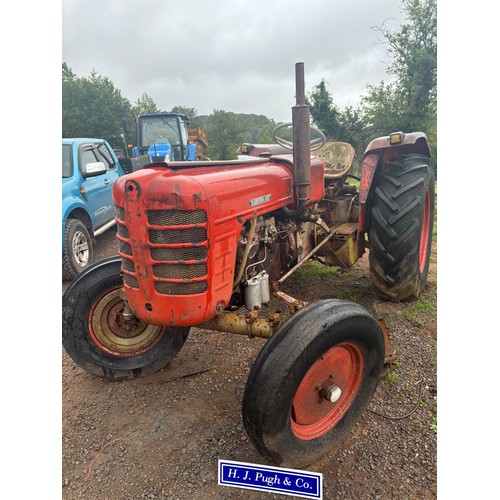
{"left": 122, "top": 112, "right": 197, "bottom": 171}
{"left": 135, "top": 113, "right": 196, "bottom": 162}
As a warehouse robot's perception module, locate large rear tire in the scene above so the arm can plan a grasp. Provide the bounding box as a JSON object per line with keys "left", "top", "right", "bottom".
{"left": 62, "top": 257, "right": 189, "bottom": 380}
{"left": 368, "top": 154, "right": 435, "bottom": 301}
{"left": 242, "top": 300, "right": 385, "bottom": 467}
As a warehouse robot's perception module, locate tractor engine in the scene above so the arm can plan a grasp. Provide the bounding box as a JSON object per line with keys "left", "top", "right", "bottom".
{"left": 112, "top": 156, "right": 325, "bottom": 327}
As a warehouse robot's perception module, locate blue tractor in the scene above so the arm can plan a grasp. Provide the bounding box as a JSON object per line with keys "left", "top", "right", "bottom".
{"left": 120, "top": 112, "right": 199, "bottom": 172}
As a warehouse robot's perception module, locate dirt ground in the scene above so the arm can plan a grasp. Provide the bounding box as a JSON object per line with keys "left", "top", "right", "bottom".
{"left": 62, "top": 226, "right": 437, "bottom": 499}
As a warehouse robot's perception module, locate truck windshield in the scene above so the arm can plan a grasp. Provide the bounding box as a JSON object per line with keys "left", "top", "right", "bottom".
{"left": 139, "top": 116, "right": 181, "bottom": 149}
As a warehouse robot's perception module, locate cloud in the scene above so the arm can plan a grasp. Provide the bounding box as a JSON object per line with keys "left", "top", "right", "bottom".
{"left": 63, "top": 0, "right": 404, "bottom": 121}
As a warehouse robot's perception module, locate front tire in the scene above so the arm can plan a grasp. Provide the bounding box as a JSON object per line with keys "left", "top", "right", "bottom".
{"left": 62, "top": 218, "right": 94, "bottom": 281}
{"left": 62, "top": 257, "right": 190, "bottom": 380}
{"left": 242, "top": 300, "right": 385, "bottom": 467}
{"left": 368, "top": 154, "right": 435, "bottom": 301}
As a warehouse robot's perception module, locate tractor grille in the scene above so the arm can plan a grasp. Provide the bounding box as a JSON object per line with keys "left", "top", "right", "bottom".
{"left": 155, "top": 281, "right": 208, "bottom": 295}
{"left": 148, "top": 209, "right": 207, "bottom": 226}
{"left": 149, "top": 227, "right": 207, "bottom": 244}
{"left": 115, "top": 207, "right": 125, "bottom": 221}
{"left": 116, "top": 224, "right": 129, "bottom": 239}
{"left": 119, "top": 241, "right": 133, "bottom": 256}
{"left": 150, "top": 247, "right": 208, "bottom": 261}
{"left": 123, "top": 274, "right": 139, "bottom": 288}
{"left": 153, "top": 263, "right": 207, "bottom": 279}
{"left": 148, "top": 209, "right": 209, "bottom": 296}
{"left": 115, "top": 206, "right": 209, "bottom": 296}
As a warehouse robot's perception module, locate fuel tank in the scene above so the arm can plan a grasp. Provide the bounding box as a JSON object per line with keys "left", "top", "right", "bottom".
{"left": 113, "top": 156, "right": 324, "bottom": 326}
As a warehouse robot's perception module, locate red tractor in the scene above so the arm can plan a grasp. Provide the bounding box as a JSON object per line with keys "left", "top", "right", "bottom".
{"left": 62, "top": 63, "right": 434, "bottom": 468}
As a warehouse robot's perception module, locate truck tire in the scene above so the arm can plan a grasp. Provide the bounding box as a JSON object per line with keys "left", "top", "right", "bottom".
{"left": 62, "top": 257, "right": 190, "bottom": 380}
{"left": 368, "top": 154, "right": 435, "bottom": 301}
{"left": 62, "top": 218, "right": 94, "bottom": 281}
{"left": 242, "top": 300, "right": 385, "bottom": 467}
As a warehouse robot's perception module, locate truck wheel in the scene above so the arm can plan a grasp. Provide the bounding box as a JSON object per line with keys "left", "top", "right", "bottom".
{"left": 242, "top": 300, "right": 384, "bottom": 467}
{"left": 62, "top": 218, "right": 94, "bottom": 281}
{"left": 62, "top": 257, "right": 190, "bottom": 380}
{"left": 368, "top": 154, "right": 435, "bottom": 301}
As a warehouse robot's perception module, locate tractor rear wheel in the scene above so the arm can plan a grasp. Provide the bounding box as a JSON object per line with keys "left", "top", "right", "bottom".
{"left": 62, "top": 257, "right": 190, "bottom": 380}
{"left": 242, "top": 300, "right": 385, "bottom": 467}
{"left": 368, "top": 154, "right": 435, "bottom": 301}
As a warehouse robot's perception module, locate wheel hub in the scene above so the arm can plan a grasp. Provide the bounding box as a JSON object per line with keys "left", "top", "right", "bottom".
{"left": 89, "top": 287, "right": 164, "bottom": 357}
{"left": 291, "top": 342, "right": 364, "bottom": 440}
{"left": 319, "top": 382, "right": 342, "bottom": 403}
{"left": 72, "top": 230, "right": 89, "bottom": 266}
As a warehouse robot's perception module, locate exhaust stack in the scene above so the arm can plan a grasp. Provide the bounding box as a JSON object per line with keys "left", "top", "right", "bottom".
{"left": 282, "top": 62, "right": 311, "bottom": 219}
{"left": 292, "top": 62, "right": 311, "bottom": 193}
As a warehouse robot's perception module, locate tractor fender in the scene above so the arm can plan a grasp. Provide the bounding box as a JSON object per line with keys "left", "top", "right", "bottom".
{"left": 363, "top": 131, "right": 431, "bottom": 158}
{"left": 358, "top": 132, "right": 431, "bottom": 234}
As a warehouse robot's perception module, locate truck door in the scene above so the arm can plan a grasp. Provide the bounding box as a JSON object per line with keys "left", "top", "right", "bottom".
{"left": 79, "top": 142, "right": 120, "bottom": 229}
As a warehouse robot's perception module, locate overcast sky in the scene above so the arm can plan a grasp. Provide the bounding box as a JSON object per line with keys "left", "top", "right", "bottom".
{"left": 62, "top": 0, "right": 405, "bottom": 122}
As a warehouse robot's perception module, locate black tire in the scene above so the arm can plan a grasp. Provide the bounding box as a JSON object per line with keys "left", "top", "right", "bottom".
{"left": 62, "top": 257, "right": 190, "bottom": 380}
{"left": 368, "top": 154, "right": 435, "bottom": 301}
{"left": 62, "top": 218, "right": 94, "bottom": 281}
{"left": 242, "top": 300, "right": 385, "bottom": 467}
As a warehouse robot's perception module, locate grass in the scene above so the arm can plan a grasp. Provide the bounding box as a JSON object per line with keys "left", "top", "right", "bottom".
{"left": 407, "top": 299, "right": 437, "bottom": 325}
{"left": 286, "top": 260, "right": 340, "bottom": 285}
{"left": 429, "top": 415, "right": 437, "bottom": 433}
{"left": 385, "top": 360, "right": 402, "bottom": 384}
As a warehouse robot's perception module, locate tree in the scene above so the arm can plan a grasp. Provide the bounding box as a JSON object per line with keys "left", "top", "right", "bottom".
{"left": 170, "top": 106, "right": 198, "bottom": 119}
{"left": 62, "top": 64, "right": 131, "bottom": 147}
{"left": 62, "top": 62, "right": 76, "bottom": 81}
{"left": 307, "top": 80, "right": 342, "bottom": 140}
{"left": 131, "top": 93, "right": 160, "bottom": 116}
{"left": 364, "top": 0, "right": 437, "bottom": 156}
{"left": 204, "top": 110, "right": 246, "bottom": 160}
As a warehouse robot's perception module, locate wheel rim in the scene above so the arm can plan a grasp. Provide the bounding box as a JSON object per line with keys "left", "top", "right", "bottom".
{"left": 419, "top": 189, "right": 431, "bottom": 273}
{"left": 88, "top": 286, "right": 164, "bottom": 357}
{"left": 291, "top": 342, "right": 365, "bottom": 440}
{"left": 72, "top": 230, "right": 90, "bottom": 267}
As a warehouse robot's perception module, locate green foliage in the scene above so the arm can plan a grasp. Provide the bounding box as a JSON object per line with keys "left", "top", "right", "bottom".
{"left": 307, "top": 0, "right": 437, "bottom": 172}
{"left": 408, "top": 299, "right": 437, "bottom": 324}
{"left": 62, "top": 64, "right": 131, "bottom": 148}
{"left": 308, "top": 80, "right": 342, "bottom": 140}
{"left": 429, "top": 415, "right": 437, "bottom": 433}
{"left": 170, "top": 105, "right": 198, "bottom": 118}
{"left": 132, "top": 93, "right": 160, "bottom": 116}
{"left": 287, "top": 261, "right": 340, "bottom": 285}
{"left": 385, "top": 360, "right": 402, "bottom": 384}
{"left": 198, "top": 111, "right": 277, "bottom": 160}
{"left": 363, "top": 0, "right": 437, "bottom": 160}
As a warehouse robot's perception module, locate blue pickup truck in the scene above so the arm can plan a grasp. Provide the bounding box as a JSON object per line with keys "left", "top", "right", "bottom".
{"left": 62, "top": 138, "right": 125, "bottom": 280}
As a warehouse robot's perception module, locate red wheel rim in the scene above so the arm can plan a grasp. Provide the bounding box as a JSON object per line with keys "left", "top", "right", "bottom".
{"left": 88, "top": 286, "right": 164, "bottom": 357}
{"left": 291, "top": 342, "right": 365, "bottom": 440}
{"left": 419, "top": 189, "right": 431, "bottom": 273}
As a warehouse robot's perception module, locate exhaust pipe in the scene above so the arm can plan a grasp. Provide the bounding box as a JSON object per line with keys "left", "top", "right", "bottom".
{"left": 281, "top": 62, "right": 311, "bottom": 219}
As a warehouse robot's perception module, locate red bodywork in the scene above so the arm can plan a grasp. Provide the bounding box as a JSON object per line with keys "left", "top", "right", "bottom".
{"left": 113, "top": 156, "right": 324, "bottom": 326}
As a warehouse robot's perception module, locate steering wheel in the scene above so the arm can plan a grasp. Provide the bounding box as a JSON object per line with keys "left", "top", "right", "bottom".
{"left": 272, "top": 123, "right": 326, "bottom": 151}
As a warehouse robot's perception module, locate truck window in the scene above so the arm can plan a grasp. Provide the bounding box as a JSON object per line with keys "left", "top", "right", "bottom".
{"left": 96, "top": 143, "right": 117, "bottom": 171}
{"left": 62, "top": 144, "right": 72, "bottom": 178}
{"left": 81, "top": 149, "right": 99, "bottom": 171}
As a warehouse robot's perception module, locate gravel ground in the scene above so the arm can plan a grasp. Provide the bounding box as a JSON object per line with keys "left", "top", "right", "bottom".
{"left": 62, "top": 227, "right": 437, "bottom": 499}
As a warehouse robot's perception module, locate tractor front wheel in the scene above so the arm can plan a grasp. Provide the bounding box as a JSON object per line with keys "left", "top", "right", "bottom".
{"left": 242, "top": 300, "right": 385, "bottom": 467}
{"left": 368, "top": 154, "right": 435, "bottom": 301}
{"left": 62, "top": 257, "right": 189, "bottom": 380}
